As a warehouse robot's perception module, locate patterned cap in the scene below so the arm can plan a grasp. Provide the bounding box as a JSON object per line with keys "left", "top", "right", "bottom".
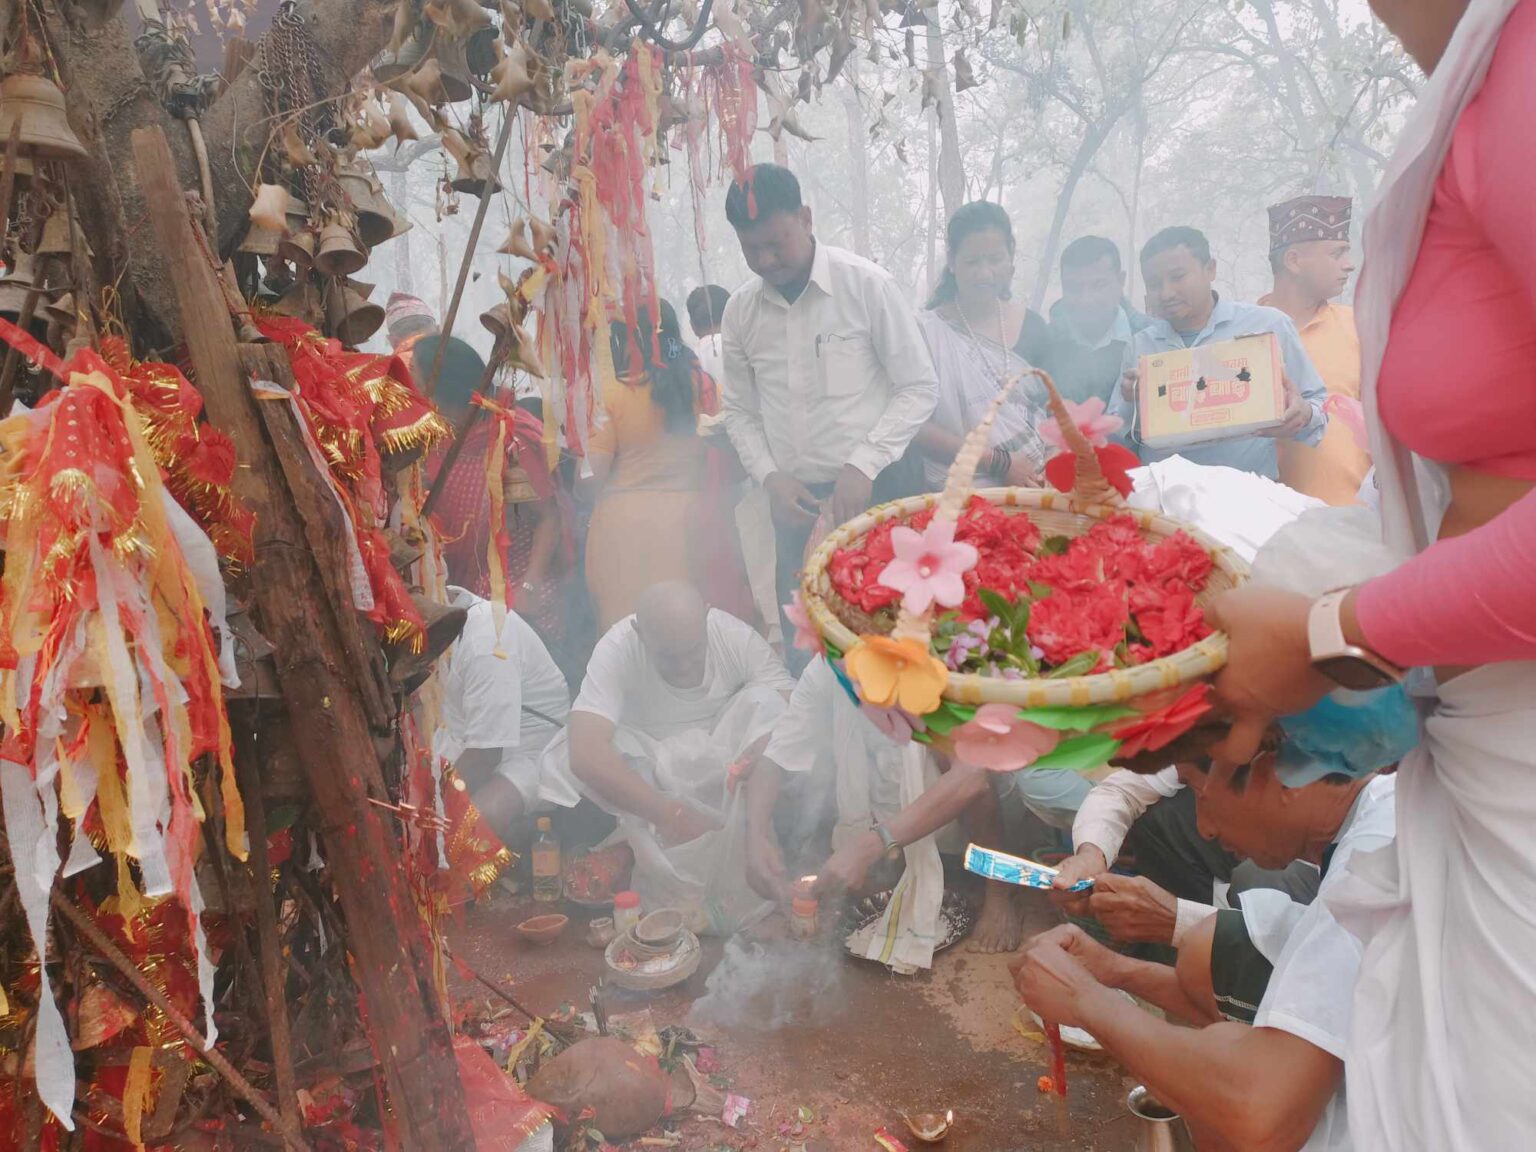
{"left": 1268, "top": 195, "right": 1352, "bottom": 252}
{"left": 385, "top": 292, "right": 436, "bottom": 341}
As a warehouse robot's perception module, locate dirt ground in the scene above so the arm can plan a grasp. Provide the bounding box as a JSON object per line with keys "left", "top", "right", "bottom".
{"left": 448, "top": 881, "right": 1142, "bottom": 1152}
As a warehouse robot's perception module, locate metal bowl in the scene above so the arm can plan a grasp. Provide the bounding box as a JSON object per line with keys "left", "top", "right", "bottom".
{"left": 840, "top": 888, "right": 975, "bottom": 958}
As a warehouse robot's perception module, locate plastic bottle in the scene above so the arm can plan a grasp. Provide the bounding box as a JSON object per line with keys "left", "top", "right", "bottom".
{"left": 790, "top": 894, "right": 819, "bottom": 939}
{"left": 613, "top": 890, "right": 642, "bottom": 936}
{"left": 531, "top": 817, "right": 562, "bottom": 903}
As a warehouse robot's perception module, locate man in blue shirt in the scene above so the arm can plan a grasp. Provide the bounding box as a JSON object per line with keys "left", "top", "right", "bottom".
{"left": 1108, "top": 226, "right": 1327, "bottom": 480}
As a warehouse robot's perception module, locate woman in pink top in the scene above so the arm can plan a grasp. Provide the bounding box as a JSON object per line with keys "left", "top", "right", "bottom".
{"left": 1207, "top": 1, "right": 1536, "bottom": 1147}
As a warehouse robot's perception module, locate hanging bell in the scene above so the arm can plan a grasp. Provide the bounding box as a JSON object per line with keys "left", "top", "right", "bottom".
{"left": 0, "top": 267, "right": 48, "bottom": 341}
{"left": 327, "top": 280, "right": 385, "bottom": 346}
{"left": 315, "top": 216, "right": 368, "bottom": 278}
{"left": 271, "top": 278, "right": 322, "bottom": 323}
{"left": 42, "top": 291, "right": 75, "bottom": 330}
{"left": 502, "top": 460, "right": 538, "bottom": 504}
{"left": 277, "top": 224, "right": 317, "bottom": 269}
{"left": 448, "top": 141, "right": 502, "bottom": 197}
{"left": 0, "top": 73, "right": 89, "bottom": 161}
{"left": 465, "top": 24, "right": 500, "bottom": 76}
{"left": 370, "top": 22, "right": 434, "bottom": 84}
{"left": 431, "top": 34, "right": 475, "bottom": 104}
{"left": 480, "top": 300, "right": 513, "bottom": 342}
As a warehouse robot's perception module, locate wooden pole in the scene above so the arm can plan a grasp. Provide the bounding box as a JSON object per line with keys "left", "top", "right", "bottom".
{"left": 129, "top": 125, "right": 475, "bottom": 1151}
{"left": 236, "top": 725, "right": 302, "bottom": 1146}
{"left": 418, "top": 334, "right": 508, "bottom": 521}
{"left": 417, "top": 110, "right": 516, "bottom": 397}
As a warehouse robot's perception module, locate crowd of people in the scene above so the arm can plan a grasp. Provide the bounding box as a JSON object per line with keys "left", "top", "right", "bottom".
{"left": 405, "top": 0, "right": 1536, "bottom": 1143}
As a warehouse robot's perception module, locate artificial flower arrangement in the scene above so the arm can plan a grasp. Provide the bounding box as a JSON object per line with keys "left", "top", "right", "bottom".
{"left": 796, "top": 370, "right": 1249, "bottom": 775}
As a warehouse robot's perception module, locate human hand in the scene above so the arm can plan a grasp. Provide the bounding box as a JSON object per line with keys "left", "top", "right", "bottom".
{"left": 765, "top": 471, "right": 820, "bottom": 529}
{"left": 745, "top": 832, "right": 789, "bottom": 901}
{"left": 1257, "top": 373, "right": 1311, "bottom": 439}
{"left": 1008, "top": 933, "right": 1103, "bottom": 1031}
{"left": 658, "top": 801, "right": 722, "bottom": 848}
{"left": 1022, "top": 923, "right": 1126, "bottom": 987}
{"left": 1206, "top": 585, "right": 1332, "bottom": 766}
{"left": 1047, "top": 845, "right": 1109, "bottom": 914}
{"left": 811, "top": 830, "right": 886, "bottom": 897}
{"left": 1120, "top": 369, "right": 1139, "bottom": 402}
{"left": 1006, "top": 453, "right": 1042, "bottom": 488}
{"left": 1083, "top": 874, "right": 1178, "bottom": 945}
{"left": 831, "top": 464, "right": 876, "bottom": 525}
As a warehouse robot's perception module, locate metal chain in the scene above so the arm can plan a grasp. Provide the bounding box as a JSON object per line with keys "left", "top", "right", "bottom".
{"left": 256, "top": 1, "right": 335, "bottom": 210}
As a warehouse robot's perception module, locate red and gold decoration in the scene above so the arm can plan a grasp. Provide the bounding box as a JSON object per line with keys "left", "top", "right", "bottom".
{"left": 0, "top": 340, "right": 245, "bottom": 1130}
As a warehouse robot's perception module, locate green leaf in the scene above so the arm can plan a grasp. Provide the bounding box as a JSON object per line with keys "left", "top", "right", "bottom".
{"left": 922, "top": 699, "right": 976, "bottom": 736}
{"left": 978, "top": 587, "right": 1016, "bottom": 623}
{"left": 1017, "top": 703, "right": 1139, "bottom": 731}
{"left": 1028, "top": 581, "right": 1053, "bottom": 599}
{"left": 1039, "top": 535, "right": 1071, "bottom": 556}
{"left": 1044, "top": 651, "right": 1101, "bottom": 679}
{"left": 1028, "top": 732, "right": 1121, "bottom": 773}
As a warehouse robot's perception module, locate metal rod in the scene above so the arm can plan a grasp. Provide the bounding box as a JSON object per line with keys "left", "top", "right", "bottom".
{"left": 418, "top": 334, "right": 508, "bottom": 521}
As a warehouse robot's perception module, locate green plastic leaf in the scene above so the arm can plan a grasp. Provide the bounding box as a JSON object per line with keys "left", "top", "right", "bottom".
{"left": 1017, "top": 703, "right": 1139, "bottom": 731}
{"left": 921, "top": 699, "right": 976, "bottom": 736}
{"left": 978, "top": 587, "right": 1016, "bottom": 624}
{"left": 1028, "top": 581, "right": 1053, "bottom": 600}
{"left": 1039, "top": 535, "right": 1071, "bottom": 556}
{"left": 1028, "top": 732, "right": 1121, "bottom": 773}
{"left": 1044, "top": 651, "right": 1100, "bottom": 679}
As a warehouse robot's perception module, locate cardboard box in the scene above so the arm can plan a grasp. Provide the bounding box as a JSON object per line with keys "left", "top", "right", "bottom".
{"left": 1137, "top": 332, "right": 1285, "bottom": 450}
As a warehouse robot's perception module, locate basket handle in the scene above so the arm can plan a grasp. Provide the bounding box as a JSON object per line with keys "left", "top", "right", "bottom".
{"left": 892, "top": 366, "right": 1121, "bottom": 647}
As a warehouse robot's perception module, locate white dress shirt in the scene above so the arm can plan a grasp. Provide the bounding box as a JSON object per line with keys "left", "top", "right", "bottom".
{"left": 720, "top": 242, "right": 938, "bottom": 485}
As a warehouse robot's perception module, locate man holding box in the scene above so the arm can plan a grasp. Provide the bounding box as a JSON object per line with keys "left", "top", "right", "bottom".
{"left": 1109, "top": 226, "right": 1328, "bottom": 481}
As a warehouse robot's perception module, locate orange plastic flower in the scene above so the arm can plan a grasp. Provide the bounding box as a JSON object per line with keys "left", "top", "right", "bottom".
{"left": 845, "top": 635, "right": 949, "bottom": 716}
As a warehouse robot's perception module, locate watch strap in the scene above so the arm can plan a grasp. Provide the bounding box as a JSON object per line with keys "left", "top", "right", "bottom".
{"left": 1307, "top": 588, "right": 1352, "bottom": 662}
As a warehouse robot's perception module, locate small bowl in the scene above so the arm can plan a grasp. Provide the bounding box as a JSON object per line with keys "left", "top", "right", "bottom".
{"left": 902, "top": 1110, "right": 953, "bottom": 1143}
{"left": 635, "top": 908, "right": 684, "bottom": 949}
{"left": 585, "top": 917, "right": 616, "bottom": 949}
{"left": 516, "top": 913, "right": 569, "bottom": 946}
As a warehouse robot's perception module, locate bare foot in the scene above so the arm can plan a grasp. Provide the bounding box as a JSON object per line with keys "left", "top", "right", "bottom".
{"left": 968, "top": 886, "right": 1024, "bottom": 953}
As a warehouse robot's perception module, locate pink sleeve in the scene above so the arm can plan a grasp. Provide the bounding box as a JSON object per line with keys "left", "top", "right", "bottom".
{"left": 1464, "top": 0, "right": 1536, "bottom": 308}
{"left": 1356, "top": 486, "right": 1536, "bottom": 667}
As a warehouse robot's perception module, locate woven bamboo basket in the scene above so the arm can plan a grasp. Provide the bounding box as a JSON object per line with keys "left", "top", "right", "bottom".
{"left": 800, "top": 369, "right": 1250, "bottom": 709}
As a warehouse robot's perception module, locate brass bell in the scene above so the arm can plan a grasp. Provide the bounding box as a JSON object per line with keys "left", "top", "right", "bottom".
{"left": 326, "top": 280, "right": 385, "bottom": 346}
{"left": 277, "top": 225, "right": 317, "bottom": 269}
{"left": 465, "top": 25, "right": 499, "bottom": 76}
{"left": 36, "top": 209, "right": 91, "bottom": 257}
{"left": 315, "top": 216, "right": 367, "bottom": 278}
{"left": 480, "top": 300, "right": 513, "bottom": 343}
{"left": 0, "top": 264, "right": 48, "bottom": 340}
{"left": 0, "top": 73, "right": 89, "bottom": 161}
{"left": 449, "top": 149, "right": 502, "bottom": 197}
{"left": 502, "top": 460, "right": 538, "bottom": 504}
{"left": 431, "top": 33, "right": 475, "bottom": 104}
{"left": 271, "top": 279, "right": 322, "bottom": 323}
{"left": 370, "top": 23, "right": 434, "bottom": 84}
{"left": 42, "top": 290, "right": 75, "bottom": 330}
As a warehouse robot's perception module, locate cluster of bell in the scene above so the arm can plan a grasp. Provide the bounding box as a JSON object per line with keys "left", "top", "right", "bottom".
{"left": 0, "top": 72, "right": 90, "bottom": 162}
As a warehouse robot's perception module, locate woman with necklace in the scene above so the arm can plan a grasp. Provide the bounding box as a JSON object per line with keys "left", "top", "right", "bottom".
{"left": 912, "top": 201, "right": 1055, "bottom": 493}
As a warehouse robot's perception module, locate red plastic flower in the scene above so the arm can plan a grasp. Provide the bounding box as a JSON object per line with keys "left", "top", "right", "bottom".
{"left": 1129, "top": 581, "right": 1210, "bottom": 660}
{"left": 1028, "top": 586, "right": 1128, "bottom": 669}
{"left": 1044, "top": 443, "right": 1139, "bottom": 499}
{"left": 1107, "top": 684, "right": 1213, "bottom": 758}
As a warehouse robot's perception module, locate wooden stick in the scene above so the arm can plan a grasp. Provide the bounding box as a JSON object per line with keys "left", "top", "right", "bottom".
{"left": 50, "top": 890, "right": 313, "bottom": 1152}
{"left": 417, "top": 110, "right": 516, "bottom": 398}
{"left": 236, "top": 726, "right": 303, "bottom": 1145}
{"left": 0, "top": 120, "right": 23, "bottom": 240}
{"left": 0, "top": 285, "right": 42, "bottom": 418}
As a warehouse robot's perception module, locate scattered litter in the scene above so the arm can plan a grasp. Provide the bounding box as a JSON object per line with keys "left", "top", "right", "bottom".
{"left": 695, "top": 1045, "right": 720, "bottom": 1074}
{"left": 873, "top": 1127, "right": 910, "bottom": 1152}
{"left": 721, "top": 1093, "right": 752, "bottom": 1128}
{"left": 1037, "top": 1075, "right": 1055, "bottom": 1094}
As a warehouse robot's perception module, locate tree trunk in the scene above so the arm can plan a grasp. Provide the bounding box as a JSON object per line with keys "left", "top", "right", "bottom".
{"left": 1030, "top": 118, "right": 1112, "bottom": 310}
{"left": 925, "top": 20, "right": 964, "bottom": 218}
{"left": 131, "top": 126, "right": 474, "bottom": 1151}
{"left": 840, "top": 71, "right": 871, "bottom": 258}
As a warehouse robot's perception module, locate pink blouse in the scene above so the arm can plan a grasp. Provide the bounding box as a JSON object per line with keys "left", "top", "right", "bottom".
{"left": 1356, "top": 0, "right": 1536, "bottom": 667}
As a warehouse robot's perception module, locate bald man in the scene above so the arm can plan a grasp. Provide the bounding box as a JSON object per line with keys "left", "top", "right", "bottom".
{"left": 539, "top": 583, "right": 794, "bottom": 930}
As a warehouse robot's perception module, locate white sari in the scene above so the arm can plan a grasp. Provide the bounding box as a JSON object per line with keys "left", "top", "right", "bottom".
{"left": 1326, "top": 2, "right": 1536, "bottom": 1147}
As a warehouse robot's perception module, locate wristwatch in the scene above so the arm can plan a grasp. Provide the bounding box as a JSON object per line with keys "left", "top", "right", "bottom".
{"left": 873, "top": 821, "right": 902, "bottom": 861}
{"left": 1307, "top": 588, "right": 1404, "bottom": 691}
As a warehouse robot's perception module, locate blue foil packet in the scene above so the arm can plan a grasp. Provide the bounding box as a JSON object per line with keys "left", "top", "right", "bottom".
{"left": 1275, "top": 682, "right": 1421, "bottom": 786}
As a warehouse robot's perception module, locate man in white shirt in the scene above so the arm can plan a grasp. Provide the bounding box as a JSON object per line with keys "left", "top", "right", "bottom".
{"left": 1014, "top": 760, "right": 1395, "bottom": 1152}
{"left": 719, "top": 163, "right": 938, "bottom": 665}
{"left": 1049, "top": 766, "right": 1320, "bottom": 948}
{"left": 540, "top": 582, "right": 794, "bottom": 930}
{"left": 436, "top": 588, "right": 571, "bottom": 846}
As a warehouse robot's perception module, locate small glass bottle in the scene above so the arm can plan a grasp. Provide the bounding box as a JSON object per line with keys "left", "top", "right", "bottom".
{"left": 531, "top": 817, "right": 562, "bottom": 903}
{"left": 613, "top": 890, "right": 642, "bottom": 936}
{"left": 792, "top": 884, "right": 817, "bottom": 940}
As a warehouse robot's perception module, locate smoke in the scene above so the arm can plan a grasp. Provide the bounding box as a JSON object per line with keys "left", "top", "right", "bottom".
{"left": 687, "top": 935, "right": 847, "bottom": 1032}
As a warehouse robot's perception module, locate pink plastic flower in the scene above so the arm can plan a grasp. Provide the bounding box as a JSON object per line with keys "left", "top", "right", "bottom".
{"left": 783, "top": 593, "right": 824, "bottom": 655}
{"left": 951, "top": 704, "right": 1061, "bottom": 772}
{"left": 877, "top": 516, "right": 979, "bottom": 615}
{"left": 1037, "top": 396, "right": 1124, "bottom": 452}
{"left": 859, "top": 700, "right": 926, "bottom": 745}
